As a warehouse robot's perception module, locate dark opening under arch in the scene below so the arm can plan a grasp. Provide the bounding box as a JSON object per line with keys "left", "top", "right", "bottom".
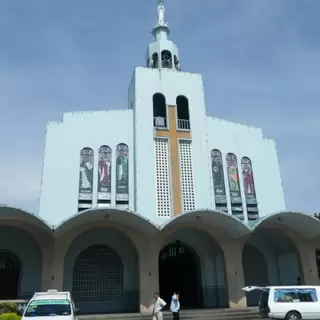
{"left": 153, "top": 93, "right": 166, "bottom": 118}
{"left": 176, "top": 95, "right": 190, "bottom": 121}
{"left": 242, "top": 244, "right": 269, "bottom": 306}
{"left": 72, "top": 244, "right": 123, "bottom": 311}
{"left": 159, "top": 241, "right": 202, "bottom": 309}
{"left": 0, "top": 251, "right": 21, "bottom": 299}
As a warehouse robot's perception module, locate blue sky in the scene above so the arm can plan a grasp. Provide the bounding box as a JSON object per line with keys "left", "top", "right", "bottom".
{"left": 0, "top": 0, "right": 319, "bottom": 214}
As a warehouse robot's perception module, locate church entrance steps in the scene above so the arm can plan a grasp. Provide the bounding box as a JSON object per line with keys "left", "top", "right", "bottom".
{"left": 78, "top": 307, "right": 260, "bottom": 320}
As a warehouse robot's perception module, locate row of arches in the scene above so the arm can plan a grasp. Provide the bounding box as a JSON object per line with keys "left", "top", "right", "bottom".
{"left": 153, "top": 93, "right": 190, "bottom": 130}
{"left": 0, "top": 224, "right": 318, "bottom": 314}
{"left": 149, "top": 51, "right": 180, "bottom": 70}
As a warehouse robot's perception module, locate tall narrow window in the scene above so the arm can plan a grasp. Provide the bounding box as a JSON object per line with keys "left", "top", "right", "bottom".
{"left": 179, "top": 140, "right": 195, "bottom": 212}
{"left": 176, "top": 95, "right": 190, "bottom": 130}
{"left": 211, "top": 149, "right": 227, "bottom": 212}
{"left": 78, "top": 148, "right": 94, "bottom": 211}
{"left": 226, "top": 153, "right": 243, "bottom": 219}
{"left": 241, "top": 157, "right": 259, "bottom": 220}
{"left": 116, "top": 143, "right": 129, "bottom": 209}
{"left": 153, "top": 93, "right": 167, "bottom": 129}
{"left": 155, "top": 139, "right": 172, "bottom": 217}
{"left": 151, "top": 52, "right": 158, "bottom": 68}
{"left": 161, "top": 50, "right": 172, "bottom": 68}
{"left": 97, "top": 146, "right": 112, "bottom": 207}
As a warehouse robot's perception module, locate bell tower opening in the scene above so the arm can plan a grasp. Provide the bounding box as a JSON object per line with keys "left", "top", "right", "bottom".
{"left": 151, "top": 52, "right": 159, "bottom": 68}
{"left": 176, "top": 95, "right": 190, "bottom": 130}
{"left": 161, "top": 50, "right": 172, "bottom": 69}
{"left": 153, "top": 93, "right": 167, "bottom": 129}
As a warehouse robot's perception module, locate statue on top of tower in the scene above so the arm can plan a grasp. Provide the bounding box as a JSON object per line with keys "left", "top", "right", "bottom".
{"left": 157, "top": 0, "right": 166, "bottom": 26}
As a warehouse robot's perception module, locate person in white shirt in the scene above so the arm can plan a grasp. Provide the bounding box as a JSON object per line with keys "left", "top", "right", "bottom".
{"left": 170, "top": 291, "right": 180, "bottom": 320}
{"left": 153, "top": 293, "right": 166, "bottom": 320}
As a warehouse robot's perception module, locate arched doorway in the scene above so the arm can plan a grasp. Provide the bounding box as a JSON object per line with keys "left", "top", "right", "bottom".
{"left": 0, "top": 251, "right": 21, "bottom": 299}
{"left": 243, "top": 228, "right": 301, "bottom": 306}
{"left": 159, "top": 241, "right": 202, "bottom": 309}
{"left": 242, "top": 244, "right": 269, "bottom": 306}
{"left": 72, "top": 245, "right": 123, "bottom": 313}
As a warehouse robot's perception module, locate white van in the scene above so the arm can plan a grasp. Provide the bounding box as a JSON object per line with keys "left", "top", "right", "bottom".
{"left": 19, "top": 289, "right": 79, "bottom": 320}
{"left": 242, "top": 285, "right": 320, "bottom": 320}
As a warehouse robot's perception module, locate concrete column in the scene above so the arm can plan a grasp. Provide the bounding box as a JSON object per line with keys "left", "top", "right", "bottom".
{"left": 40, "top": 240, "right": 55, "bottom": 291}
{"left": 139, "top": 241, "right": 160, "bottom": 314}
{"left": 51, "top": 239, "right": 65, "bottom": 290}
{"left": 221, "top": 240, "right": 247, "bottom": 308}
{"left": 296, "top": 241, "right": 320, "bottom": 285}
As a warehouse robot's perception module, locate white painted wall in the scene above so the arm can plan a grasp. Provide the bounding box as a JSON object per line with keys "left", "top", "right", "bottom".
{"left": 206, "top": 117, "right": 286, "bottom": 219}
{"left": 131, "top": 67, "right": 211, "bottom": 225}
{"left": 39, "top": 110, "right": 134, "bottom": 226}
{"left": 39, "top": 66, "right": 286, "bottom": 226}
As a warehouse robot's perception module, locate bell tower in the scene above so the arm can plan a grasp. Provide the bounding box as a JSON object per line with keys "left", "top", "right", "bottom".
{"left": 130, "top": 0, "right": 210, "bottom": 223}
{"left": 146, "top": 0, "right": 181, "bottom": 71}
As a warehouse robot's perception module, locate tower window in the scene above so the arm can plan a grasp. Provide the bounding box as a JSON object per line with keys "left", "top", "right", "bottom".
{"left": 153, "top": 93, "right": 167, "bottom": 128}
{"left": 176, "top": 95, "right": 190, "bottom": 130}
{"left": 161, "top": 50, "right": 172, "bottom": 69}
{"left": 174, "top": 55, "right": 180, "bottom": 71}
{"left": 151, "top": 53, "right": 158, "bottom": 68}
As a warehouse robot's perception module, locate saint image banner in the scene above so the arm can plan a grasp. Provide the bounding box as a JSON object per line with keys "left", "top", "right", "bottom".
{"left": 241, "top": 157, "right": 257, "bottom": 204}
{"left": 116, "top": 144, "right": 129, "bottom": 199}
{"left": 211, "top": 149, "right": 227, "bottom": 204}
{"left": 79, "top": 148, "right": 94, "bottom": 200}
{"left": 98, "top": 146, "right": 112, "bottom": 200}
{"left": 226, "top": 153, "right": 242, "bottom": 203}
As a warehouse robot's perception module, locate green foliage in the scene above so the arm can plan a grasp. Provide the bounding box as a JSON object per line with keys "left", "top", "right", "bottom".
{"left": 0, "top": 314, "right": 21, "bottom": 320}
{"left": 0, "top": 303, "right": 18, "bottom": 314}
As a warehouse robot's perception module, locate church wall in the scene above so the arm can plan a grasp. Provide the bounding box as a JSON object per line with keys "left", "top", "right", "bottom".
{"left": 206, "top": 117, "right": 286, "bottom": 220}
{"left": 277, "top": 253, "right": 299, "bottom": 285}
{"left": 0, "top": 227, "right": 42, "bottom": 298}
{"left": 132, "top": 67, "right": 212, "bottom": 225}
{"left": 39, "top": 110, "right": 134, "bottom": 226}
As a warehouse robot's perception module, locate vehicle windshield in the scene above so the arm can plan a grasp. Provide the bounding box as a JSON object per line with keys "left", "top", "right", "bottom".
{"left": 24, "top": 299, "right": 71, "bottom": 317}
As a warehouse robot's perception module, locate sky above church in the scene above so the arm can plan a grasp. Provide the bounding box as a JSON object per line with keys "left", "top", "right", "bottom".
{"left": 0, "top": 0, "right": 319, "bottom": 214}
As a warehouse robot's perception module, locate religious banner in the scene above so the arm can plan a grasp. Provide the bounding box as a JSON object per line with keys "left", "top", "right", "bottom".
{"left": 211, "top": 149, "right": 227, "bottom": 204}
{"left": 226, "top": 153, "right": 242, "bottom": 203}
{"left": 98, "top": 146, "right": 112, "bottom": 200}
{"left": 79, "top": 148, "right": 94, "bottom": 200}
{"left": 241, "top": 157, "right": 257, "bottom": 204}
{"left": 116, "top": 143, "right": 129, "bottom": 200}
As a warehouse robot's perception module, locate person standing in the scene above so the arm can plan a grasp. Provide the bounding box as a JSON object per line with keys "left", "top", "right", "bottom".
{"left": 170, "top": 291, "right": 180, "bottom": 320}
{"left": 153, "top": 293, "right": 166, "bottom": 320}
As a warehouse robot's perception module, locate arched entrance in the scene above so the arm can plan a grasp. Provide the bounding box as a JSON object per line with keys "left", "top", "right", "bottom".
{"left": 159, "top": 241, "right": 202, "bottom": 309}
{"left": 63, "top": 228, "right": 139, "bottom": 314}
{"left": 242, "top": 244, "right": 269, "bottom": 306}
{"left": 72, "top": 245, "right": 123, "bottom": 312}
{"left": 0, "top": 251, "right": 20, "bottom": 299}
{"left": 243, "top": 228, "right": 301, "bottom": 306}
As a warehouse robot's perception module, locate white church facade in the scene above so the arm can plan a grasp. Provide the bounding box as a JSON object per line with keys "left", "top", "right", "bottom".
{"left": 1, "top": 0, "right": 320, "bottom": 315}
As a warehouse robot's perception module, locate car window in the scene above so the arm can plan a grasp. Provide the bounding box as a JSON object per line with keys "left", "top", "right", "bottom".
{"left": 274, "top": 288, "right": 317, "bottom": 303}
{"left": 24, "top": 299, "right": 71, "bottom": 317}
